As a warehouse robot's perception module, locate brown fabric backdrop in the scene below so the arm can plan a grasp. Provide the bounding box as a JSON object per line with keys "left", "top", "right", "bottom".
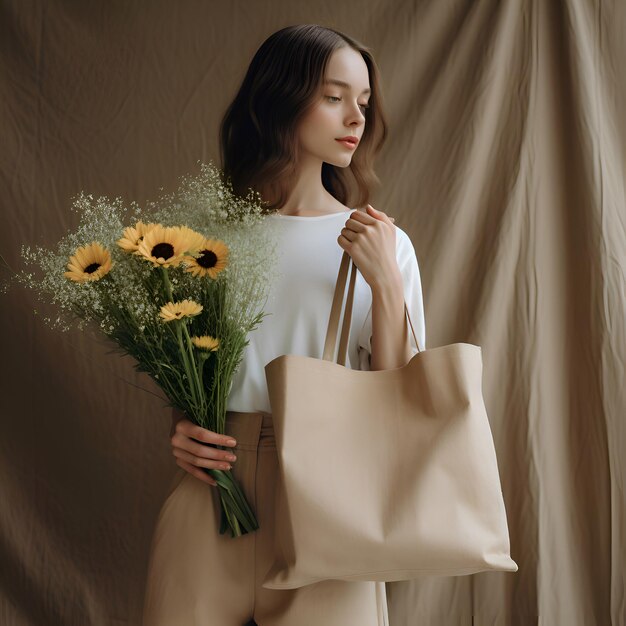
{"left": 1, "top": 1, "right": 625, "bottom": 624}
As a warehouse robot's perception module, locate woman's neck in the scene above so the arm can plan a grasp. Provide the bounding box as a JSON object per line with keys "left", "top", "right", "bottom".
{"left": 261, "top": 159, "right": 350, "bottom": 216}
{"left": 276, "top": 206, "right": 350, "bottom": 217}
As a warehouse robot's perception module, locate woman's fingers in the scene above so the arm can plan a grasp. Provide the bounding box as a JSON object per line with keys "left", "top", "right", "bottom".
{"left": 169, "top": 418, "right": 238, "bottom": 484}
{"left": 175, "top": 418, "right": 237, "bottom": 448}
{"left": 175, "top": 457, "right": 218, "bottom": 487}
{"left": 345, "top": 217, "right": 367, "bottom": 233}
{"left": 171, "top": 432, "right": 237, "bottom": 463}
{"left": 340, "top": 227, "right": 357, "bottom": 242}
{"left": 173, "top": 446, "right": 233, "bottom": 472}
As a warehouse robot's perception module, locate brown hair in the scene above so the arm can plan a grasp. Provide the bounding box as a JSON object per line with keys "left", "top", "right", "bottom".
{"left": 218, "top": 24, "right": 388, "bottom": 212}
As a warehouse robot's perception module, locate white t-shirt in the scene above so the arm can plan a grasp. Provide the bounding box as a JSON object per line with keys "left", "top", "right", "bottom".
{"left": 226, "top": 209, "right": 427, "bottom": 414}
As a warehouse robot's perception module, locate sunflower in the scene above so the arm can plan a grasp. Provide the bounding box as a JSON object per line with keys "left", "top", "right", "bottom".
{"left": 174, "top": 226, "right": 206, "bottom": 255}
{"left": 117, "top": 221, "right": 159, "bottom": 253}
{"left": 190, "top": 335, "right": 220, "bottom": 351}
{"left": 159, "top": 299, "right": 203, "bottom": 322}
{"left": 182, "top": 238, "right": 229, "bottom": 279}
{"left": 64, "top": 242, "right": 114, "bottom": 282}
{"left": 136, "top": 224, "right": 199, "bottom": 268}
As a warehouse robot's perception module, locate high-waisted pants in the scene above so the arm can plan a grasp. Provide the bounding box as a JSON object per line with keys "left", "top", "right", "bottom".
{"left": 142, "top": 410, "right": 389, "bottom": 626}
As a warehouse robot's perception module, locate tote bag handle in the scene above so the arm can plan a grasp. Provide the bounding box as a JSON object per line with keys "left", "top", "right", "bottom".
{"left": 322, "top": 250, "right": 421, "bottom": 366}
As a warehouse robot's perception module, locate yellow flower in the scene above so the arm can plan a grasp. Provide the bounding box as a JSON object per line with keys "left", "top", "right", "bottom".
{"left": 191, "top": 335, "right": 220, "bottom": 351}
{"left": 117, "top": 221, "right": 159, "bottom": 253}
{"left": 174, "top": 226, "right": 206, "bottom": 255}
{"left": 159, "top": 299, "right": 203, "bottom": 322}
{"left": 136, "top": 224, "right": 196, "bottom": 268}
{"left": 182, "top": 238, "right": 229, "bottom": 279}
{"left": 64, "top": 242, "right": 114, "bottom": 282}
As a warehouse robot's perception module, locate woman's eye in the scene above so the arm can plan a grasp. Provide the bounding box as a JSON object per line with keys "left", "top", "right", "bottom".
{"left": 326, "top": 96, "right": 370, "bottom": 112}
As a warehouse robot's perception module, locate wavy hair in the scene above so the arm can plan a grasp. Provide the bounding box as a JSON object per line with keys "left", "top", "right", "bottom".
{"left": 218, "top": 24, "right": 389, "bottom": 212}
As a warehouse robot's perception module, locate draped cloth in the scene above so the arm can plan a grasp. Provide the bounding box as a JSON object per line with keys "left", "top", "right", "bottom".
{"left": 1, "top": 1, "right": 624, "bottom": 624}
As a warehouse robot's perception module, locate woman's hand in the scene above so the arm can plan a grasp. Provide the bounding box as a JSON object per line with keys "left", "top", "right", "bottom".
{"left": 169, "top": 408, "right": 238, "bottom": 487}
{"left": 337, "top": 204, "right": 399, "bottom": 289}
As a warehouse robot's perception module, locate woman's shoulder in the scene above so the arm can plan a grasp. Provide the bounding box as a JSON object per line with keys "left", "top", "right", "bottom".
{"left": 393, "top": 222, "right": 414, "bottom": 249}
{"left": 392, "top": 223, "right": 421, "bottom": 269}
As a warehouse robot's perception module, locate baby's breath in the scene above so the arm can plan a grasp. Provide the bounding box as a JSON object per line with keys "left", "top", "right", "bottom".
{"left": 2, "top": 161, "right": 279, "bottom": 341}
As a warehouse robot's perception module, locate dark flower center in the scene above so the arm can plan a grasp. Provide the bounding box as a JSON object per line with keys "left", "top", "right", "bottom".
{"left": 84, "top": 262, "right": 101, "bottom": 274}
{"left": 152, "top": 243, "right": 174, "bottom": 260}
{"left": 197, "top": 249, "right": 217, "bottom": 268}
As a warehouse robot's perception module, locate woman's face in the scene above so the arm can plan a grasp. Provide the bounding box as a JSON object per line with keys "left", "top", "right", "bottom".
{"left": 298, "top": 47, "right": 371, "bottom": 168}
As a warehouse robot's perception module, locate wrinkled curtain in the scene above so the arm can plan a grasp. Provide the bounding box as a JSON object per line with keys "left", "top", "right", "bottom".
{"left": 1, "top": 1, "right": 624, "bottom": 624}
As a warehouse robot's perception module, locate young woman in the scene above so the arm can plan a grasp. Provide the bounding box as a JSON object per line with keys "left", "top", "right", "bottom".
{"left": 142, "top": 24, "right": 426, "bottom": 626}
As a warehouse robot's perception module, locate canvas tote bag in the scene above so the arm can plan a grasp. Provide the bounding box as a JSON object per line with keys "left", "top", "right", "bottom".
{"left": 261, "top": 250, "right": 518, "bottom": 590}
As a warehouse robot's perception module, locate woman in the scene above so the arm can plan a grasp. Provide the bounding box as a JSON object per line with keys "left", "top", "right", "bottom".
{"left": 143, "top": 23, "right": 426, "bottom": 626}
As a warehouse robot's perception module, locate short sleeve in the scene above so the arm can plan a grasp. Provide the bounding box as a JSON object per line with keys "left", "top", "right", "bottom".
{"left": 356, "top": 227, "right": 426, "bottom": 371}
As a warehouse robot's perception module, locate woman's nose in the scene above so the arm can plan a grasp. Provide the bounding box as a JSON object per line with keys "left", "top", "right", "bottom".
{"left": 346, "top": 104, "right": 365, "bottom": 125}
{"left": 345, "top": 114, "right": 364, "bottom": 129}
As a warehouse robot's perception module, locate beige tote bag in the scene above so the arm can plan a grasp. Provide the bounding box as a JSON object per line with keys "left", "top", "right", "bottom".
{"left": 261, "top": 250, "right": 518, "bottom": 590}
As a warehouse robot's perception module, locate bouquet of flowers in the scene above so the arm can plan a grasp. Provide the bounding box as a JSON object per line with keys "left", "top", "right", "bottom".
{"left": 0, "top": 161, "right": 279, "bottom": 538}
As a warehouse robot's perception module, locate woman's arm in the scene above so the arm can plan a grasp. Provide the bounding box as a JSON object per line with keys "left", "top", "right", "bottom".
{"left": 338, "top": 204, "right": 421, "bottom": 371}
{"left": 369, "top": 269, "right": 413, "bottom": 371}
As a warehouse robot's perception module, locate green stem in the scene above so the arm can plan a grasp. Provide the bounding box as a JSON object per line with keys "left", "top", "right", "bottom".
{"left": 160, "top": 266, "right": 174, "bottom": 301}
{"left": 181, "top": 322, "right": 207, "bottom": 418}
{"left": 175, "top": 323, "right": 200, "bottom": 412}
{"left": 159, "top": 267, "right": 206, "bottom": 414}
{"left": 156, "top": 266, "right": 259, "bottom": 537}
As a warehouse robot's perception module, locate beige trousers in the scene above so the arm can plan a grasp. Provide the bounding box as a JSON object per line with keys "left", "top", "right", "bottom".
{"left": 142, "top": 410, "right": 389, "bottom": 626}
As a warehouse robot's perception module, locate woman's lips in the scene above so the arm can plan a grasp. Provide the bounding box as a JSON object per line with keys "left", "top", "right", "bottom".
{"left": 335, "top": 139, "right": 357, "bottom": 149}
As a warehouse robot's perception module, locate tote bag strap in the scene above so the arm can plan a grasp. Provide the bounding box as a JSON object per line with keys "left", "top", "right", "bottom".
{"left": 322, "top": 250, "right": 421, "bottom": 366}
